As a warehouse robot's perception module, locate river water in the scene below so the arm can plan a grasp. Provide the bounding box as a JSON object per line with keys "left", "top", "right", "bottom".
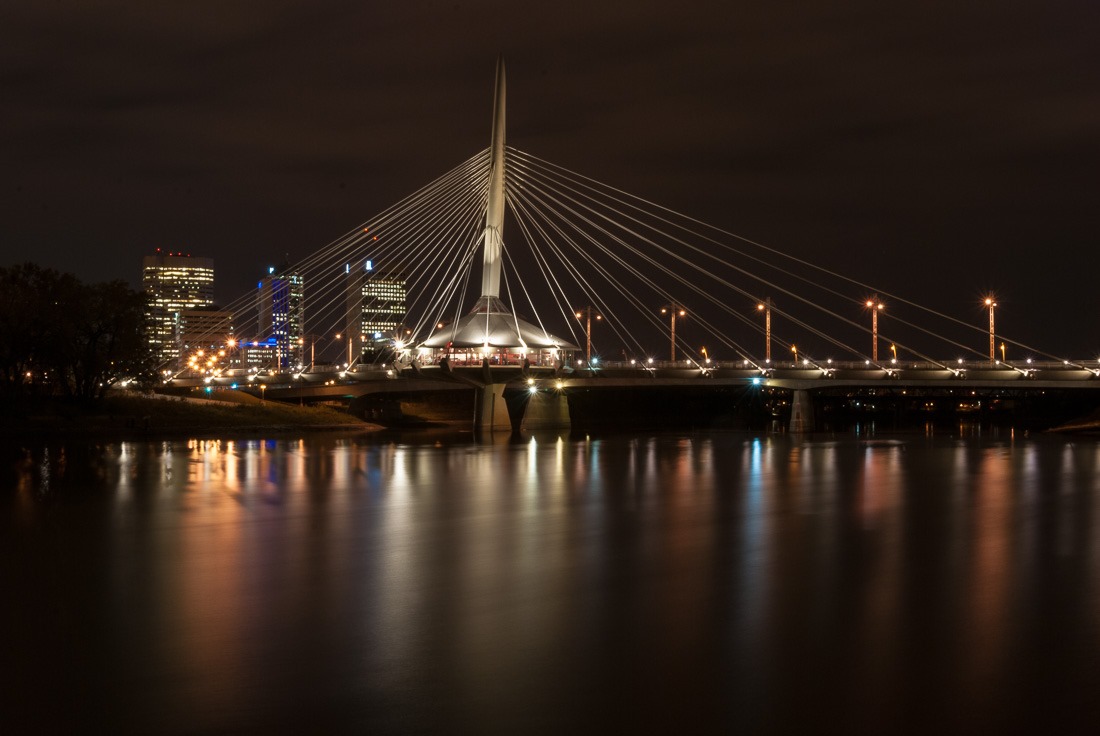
{"left": 4, "top": 426, "right": 1100, "bottom": 734}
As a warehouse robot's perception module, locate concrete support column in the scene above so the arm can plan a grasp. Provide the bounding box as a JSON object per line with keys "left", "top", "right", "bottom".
{"left": 474, "top": 383, "right": 512, "bottom": 432}
{"left": 789, "top": 389, "right": 814, "bottom": 433}
{"left": 522, "top": 391, "right": 571, "bottom": 430}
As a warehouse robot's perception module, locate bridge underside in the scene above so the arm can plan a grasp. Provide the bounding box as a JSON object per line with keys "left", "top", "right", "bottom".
{"left": 224, "top": 364, "right": 1100, "bottom": 434}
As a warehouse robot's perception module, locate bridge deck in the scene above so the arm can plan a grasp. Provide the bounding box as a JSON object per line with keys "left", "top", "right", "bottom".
{"left": 164, "top": 359, "right": 1099, "bottom": 403}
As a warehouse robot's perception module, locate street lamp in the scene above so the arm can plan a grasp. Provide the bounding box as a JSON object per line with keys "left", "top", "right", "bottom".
{"left": 574, "top": 306, "right": 602, "bottom": 365}
{"left": 890, "top": 343, "right": 897, "bottom": 362}
{"left": 865, "top": 297, "right": 884, "bottom": 362}
{"left": 259, "top": 383, "right": 267, "bottom": 403}
{"left": 302, "top": 334, "right": 329, "bottom": 370}
{"left": 1000, "top": 341, "right": 1006, "bottom": 363}
{"left": 984, "top": 296, "right": 997, "bottom": 363}
{"left": 336, "top": 332, "right": 353, "bottom": 366}
{"left": 225, "top": 338, "right": 238, "bottom": 369}
{"left": 791, "top": 344, "right": 798, "bottom": 365}
{"left": 756, "top": 297, "right": 772, "bottom": 362}
{"left": 660, "top": 304, "right": 686, "bottom": 362}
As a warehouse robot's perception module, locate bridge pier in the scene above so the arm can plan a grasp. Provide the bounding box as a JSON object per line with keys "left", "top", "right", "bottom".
{"left": 789, "top": 389, "right": 815, "bottom": 433}
{"left": 474, "top": 383, "right": 513, "bottom": 432}
{"left": 521, "top": 390, "right": 571, "bottom": 430}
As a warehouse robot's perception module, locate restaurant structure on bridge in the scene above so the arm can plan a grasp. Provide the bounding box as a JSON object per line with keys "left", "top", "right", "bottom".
{"left": 419, "top": 295, "right": 577, "bottom": 366}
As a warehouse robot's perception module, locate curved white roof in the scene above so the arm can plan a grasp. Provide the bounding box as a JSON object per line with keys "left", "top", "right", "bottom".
{"left": 421, "top": 296, "right": 578, "bottom": 350}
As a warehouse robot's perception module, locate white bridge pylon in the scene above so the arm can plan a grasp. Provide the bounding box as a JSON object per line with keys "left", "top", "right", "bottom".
{"left": 420, "top": 58, "right": 577, "bottom": 358}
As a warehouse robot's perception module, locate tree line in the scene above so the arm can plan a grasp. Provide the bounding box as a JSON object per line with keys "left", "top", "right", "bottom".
{"left": 0, "top": 263, "right": 151, "bottom": 401}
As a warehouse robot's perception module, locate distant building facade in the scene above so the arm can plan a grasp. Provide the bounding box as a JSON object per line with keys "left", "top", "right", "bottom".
{"left": 344, "top": 259, "right": 407, "bottom": 362}
{"left": 179, "top": 308, "right": 234, "bottom": 350}
{"left": 238, "top": 338, "right": 279, "bottom": 371}
{"left": 142, "top": 250, "right": 215, "bottom": 370}
{"left": 257, "top": 264, "right": 304, "bottom": 370}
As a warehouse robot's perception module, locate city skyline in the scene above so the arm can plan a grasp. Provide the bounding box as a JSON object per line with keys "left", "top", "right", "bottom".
{"left": 2, "top": 2, "right": 1098, "bottom": 355}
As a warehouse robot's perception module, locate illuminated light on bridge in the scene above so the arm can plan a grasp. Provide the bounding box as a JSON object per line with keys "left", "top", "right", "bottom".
{"left": 865, "top": 297, "right": 885, "bottom": 361}
{"left": 985, "top": 296, "right": 998, "bottom": 363}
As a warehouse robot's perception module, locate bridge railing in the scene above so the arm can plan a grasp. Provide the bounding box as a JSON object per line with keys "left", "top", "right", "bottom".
{"left": 582, "top": 358, "right": 1099, "bottom": 371}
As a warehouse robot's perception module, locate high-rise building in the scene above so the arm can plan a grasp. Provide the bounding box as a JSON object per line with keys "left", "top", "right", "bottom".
{"left": 178, "top": 308, "right": 234, "bottom": 360}
{"left": 344, "top": 259, "right": 407, "bottom": 363}
{"left": 257, "top": 264, "right": 304, "bottom": 370}
{"left": 142, "top": 250, "right": 215, "bottom": 369}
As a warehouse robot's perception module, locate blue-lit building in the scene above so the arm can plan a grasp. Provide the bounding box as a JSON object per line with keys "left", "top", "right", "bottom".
{"left": 257, "top": 264, "right": 304, "bottom": 370}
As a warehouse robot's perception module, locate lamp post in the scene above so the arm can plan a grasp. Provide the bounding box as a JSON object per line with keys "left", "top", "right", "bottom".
{"left": 336, "top": 333, "right": 353, "bottom": 366}
{"left": 259, "top": 383, "right": 266, "bottom": 403}
{"left": 302, "top": 334, "right": 328, "bottom": 370}
{"left": 865, "top": 297, "right": 884, "bottom": 362}
{"left": 756, "top": 297, "right": 772, "bottom": 362}
{"left": 1000, "top": 341, "right": 1006, "bottom": 363}
{"left": 575, "top": 306, "right": 602, "bottom": 365}
{"left": 660, "top": 304, "right": 686, "bottom": 362}
{"left": 890, "top": 343, "right": 897, "bottom": 362}
{"left": 791, "top": 344, "right": 798, "bottom": 366}
{"left": 984, "top": 297, "right": 997, "bottom": 363}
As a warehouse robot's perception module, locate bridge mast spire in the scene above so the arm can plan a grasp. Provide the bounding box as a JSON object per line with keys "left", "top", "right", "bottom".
{"left": 480, "top": 56, "right": 506, "bottom": 299}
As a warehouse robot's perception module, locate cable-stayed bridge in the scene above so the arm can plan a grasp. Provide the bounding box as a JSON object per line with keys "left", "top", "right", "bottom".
{"left": 169, "top": 59, "right": 1100, "bottom": 432}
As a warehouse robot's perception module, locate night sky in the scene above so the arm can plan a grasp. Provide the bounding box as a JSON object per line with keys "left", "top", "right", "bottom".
{"left": 3, "top": 1, "right": 1098, "bottom": 356}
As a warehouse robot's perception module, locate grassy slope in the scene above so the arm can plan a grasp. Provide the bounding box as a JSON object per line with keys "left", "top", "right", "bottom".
{"left": 1, "top": 389, "right": 376, "bottom": 437}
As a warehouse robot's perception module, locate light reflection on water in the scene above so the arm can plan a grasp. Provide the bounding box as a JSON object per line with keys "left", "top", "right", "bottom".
{"left": 4, "top": 430, "right": 1100, "bottom": 734}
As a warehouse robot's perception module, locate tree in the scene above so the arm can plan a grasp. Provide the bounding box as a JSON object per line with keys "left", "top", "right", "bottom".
{"left": 0, "top": 263, "right": 151, "bottom": 401}
{"left": 0, "top": 263, "right": 65, "bottom": 398}
{"left": 64, "top": 280, "right": 152, "bottom": 399}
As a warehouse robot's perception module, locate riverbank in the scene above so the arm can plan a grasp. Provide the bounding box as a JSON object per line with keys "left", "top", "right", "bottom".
{"left": 0, "top": 390, "right": 380, "bottom": 440}
{"left": 1048, "top": 412, "right": 1100, "bottom": 435}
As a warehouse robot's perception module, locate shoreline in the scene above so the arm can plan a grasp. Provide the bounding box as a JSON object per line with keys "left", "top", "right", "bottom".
{"left": 0, "top": 423, "right": 386, "bottom": 443}
{"left": 0, "top": 391, "right": 383, "bottom": 442}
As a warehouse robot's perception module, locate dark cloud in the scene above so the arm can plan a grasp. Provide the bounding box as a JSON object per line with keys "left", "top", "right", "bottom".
{"left": 2, "top": 0, "right": 1098, "bottom": 354}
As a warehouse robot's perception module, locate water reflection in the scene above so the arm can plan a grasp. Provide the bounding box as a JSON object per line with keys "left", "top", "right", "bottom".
{"left": 4, "top": 431, "right": 1100, "bottom": 733}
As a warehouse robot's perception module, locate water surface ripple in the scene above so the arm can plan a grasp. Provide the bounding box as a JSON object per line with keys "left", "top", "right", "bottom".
{"left": 4, "top": 429, "right": 1100, "bottom": 734}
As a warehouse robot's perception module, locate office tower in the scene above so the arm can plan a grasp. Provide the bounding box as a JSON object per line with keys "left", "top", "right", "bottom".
{"left": 142, "top": 250, "right": 215, "bottom": 369}
{"left": 178, "top": 308, "right": 235, "bottom": 372}
{"left": 257, "top": 264, "right": 304, "bottom": 370}
{"left": 343, "top": 259, "right": 407, "bottom": 363}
